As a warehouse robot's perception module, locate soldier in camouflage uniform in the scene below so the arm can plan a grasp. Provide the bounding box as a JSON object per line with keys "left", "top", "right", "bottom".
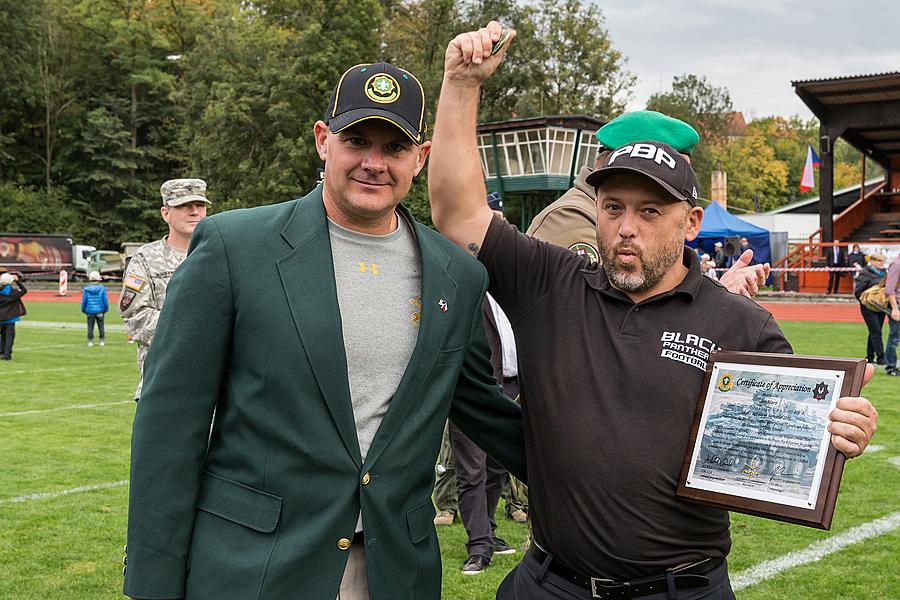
{"left": 120, "top": 178, "right": 211, "bottom": 400}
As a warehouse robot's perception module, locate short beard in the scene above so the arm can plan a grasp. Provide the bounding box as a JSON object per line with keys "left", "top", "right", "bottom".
{"left": 599, "top": 226, "right": 686, "bottom": 294}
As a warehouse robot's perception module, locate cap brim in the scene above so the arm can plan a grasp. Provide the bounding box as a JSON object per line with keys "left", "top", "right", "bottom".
{"left": 328, "top": 108, "right": 423, "bottom": 145}
{"left": 585, "top": 166, "right": 691, "bottom": 204}
{"left": 166, "top": 194, "right": 211, "bottom": 207}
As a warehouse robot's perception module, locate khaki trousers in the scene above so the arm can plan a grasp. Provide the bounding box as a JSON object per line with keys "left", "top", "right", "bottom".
{"left": 336, "top": 543, "right": 369, "bottom": 600}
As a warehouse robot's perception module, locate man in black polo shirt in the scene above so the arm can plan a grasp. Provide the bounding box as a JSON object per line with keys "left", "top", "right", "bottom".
{"left": 428, "top": 23, "right": 879, "bottom": 599}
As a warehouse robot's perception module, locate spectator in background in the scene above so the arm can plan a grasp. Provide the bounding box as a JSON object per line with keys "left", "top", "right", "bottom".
{"left": 120, "top": 178, "right": 211, "bottom": 400}
{"left": 848, "top": 243, "right": 866, "bottom": 272}
{"left": 713, "top": 241, "right": 727, "bottom": 269}
{"left": 826, "top": 239, "right": 848, "bottom": 294}
{"left": 703, "top": 256, "right": 719, "bottom": 281}
{"left": 449, "top": 193, "right": 520, "bottom": 575}
{"left": 854, "top": 253, "right": 887, "bottom": 366}
{"left": 81, "top": 271, "right": 109, "bottom": 347}
{"left": 885, "top": 253, "right": 900, "bottom": 376}
{"left": 0, "top": 272, "right": 27, "bottom": 361}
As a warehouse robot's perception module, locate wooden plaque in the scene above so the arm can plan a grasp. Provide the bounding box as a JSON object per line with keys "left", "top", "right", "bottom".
{"left": 676, "top": 351, "right": 866, "bottom": 530}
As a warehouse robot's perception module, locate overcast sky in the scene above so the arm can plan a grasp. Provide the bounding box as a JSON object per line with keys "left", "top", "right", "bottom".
{"left": 596, "top": 0, "right": 900, "bottom": 121}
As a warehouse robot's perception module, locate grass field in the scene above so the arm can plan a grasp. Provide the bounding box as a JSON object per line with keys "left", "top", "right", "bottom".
{"left": 1, "top": 303, "right": 898, "bottom": 598}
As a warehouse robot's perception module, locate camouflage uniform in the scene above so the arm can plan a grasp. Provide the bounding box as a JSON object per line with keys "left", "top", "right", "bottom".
{"left": 120, "top": 178, "right": 211, "bottom": 400}
{"left": 120, "top": 238, "right": 187, "bottom": 399}
{"left": 525, "top": 167, "right": 598, "bottom": 261}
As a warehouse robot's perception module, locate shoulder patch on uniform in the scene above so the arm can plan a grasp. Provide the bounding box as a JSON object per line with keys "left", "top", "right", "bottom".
{"left": 124, "top": 274, "right": 145, "bottom": 292}
{"left": 120, "top": 290, "right": 136, "bottom": 312}
{"left": 568, "top": 242, "right": 599, "bottom": 263}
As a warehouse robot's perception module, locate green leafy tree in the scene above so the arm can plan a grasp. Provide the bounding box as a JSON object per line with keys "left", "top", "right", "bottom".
{"left": 712, "top": 128, "right": 788, "bottom": 212}
{"left": 647, "top": 74, "right": 733, "bottom": 194}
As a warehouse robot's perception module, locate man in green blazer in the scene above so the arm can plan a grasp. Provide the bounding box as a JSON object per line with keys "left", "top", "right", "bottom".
{"left": 124, "top": 62, "right": 525, "bottom": 600}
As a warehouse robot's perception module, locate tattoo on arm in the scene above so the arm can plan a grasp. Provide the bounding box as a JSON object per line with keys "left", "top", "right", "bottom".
{"left": 467, "top": 243, "right": 480, "bottom": 258}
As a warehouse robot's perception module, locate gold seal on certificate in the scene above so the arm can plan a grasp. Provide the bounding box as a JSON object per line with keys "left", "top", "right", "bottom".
{"left": 676, "top": 351, "right": 867, "bottom": 529}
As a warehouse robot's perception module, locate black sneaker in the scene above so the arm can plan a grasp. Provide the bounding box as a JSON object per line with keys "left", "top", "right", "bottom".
{"left": 887, "top": 369, "right": 900, "bottom": 376}
{"left": 461, "top": 555, "right": 490, "bottom": 575}
{"left": 493, "top": 537, "right": 516, "bottom": 555}
{"left": 876, "top": 358, "right": 886, "bottom": 365}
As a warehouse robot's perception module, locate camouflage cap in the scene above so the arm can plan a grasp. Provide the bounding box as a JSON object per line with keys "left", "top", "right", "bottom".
{"left": 160, "top": 178, "right": 211, "bottom": 207}
{"left": 596, "top": 111, "right": 699, "bottom": 155}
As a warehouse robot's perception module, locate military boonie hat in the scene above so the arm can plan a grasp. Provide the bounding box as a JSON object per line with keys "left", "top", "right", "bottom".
{"left": 325, "top": 62, "right": 427, "bottom": 145}
{"left": 160, "top": 179, "right": 211, "bottom": 207}
{"left": 596, "top": 111, "right": 699, "bottom": 155}
{"left": 585, "top": 141, "right": 701, "bottom": 206}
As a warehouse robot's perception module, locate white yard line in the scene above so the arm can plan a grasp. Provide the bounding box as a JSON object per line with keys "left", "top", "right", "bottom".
{"left": 865, "top": 445, "right": 885, "bottom": 453}
{"left": 0, "top": 362, "right": 133, "bottom": 376}
{"left": 0, "top": 480, "right": 128, "bottom": 505}
{"left": 731, "top": 511, "right": 900, "bottom": 590}
{"left": 18, "top": 320, "right": 126, "bottom": 332}
{"left": 0, "top": 400, "right": 132, "bottom": 418}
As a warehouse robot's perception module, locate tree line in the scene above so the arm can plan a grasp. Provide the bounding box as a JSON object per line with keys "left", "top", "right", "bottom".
{"left": 0, "top": 0, "right": 877, "bottom": 247}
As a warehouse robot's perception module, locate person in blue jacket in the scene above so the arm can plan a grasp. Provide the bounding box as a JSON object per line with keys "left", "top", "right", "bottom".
{"left": 0, "top": 271, "right": 27, "bottom": 360}
{"left": 81, "top": 271, "right": 109, "bottom": 347}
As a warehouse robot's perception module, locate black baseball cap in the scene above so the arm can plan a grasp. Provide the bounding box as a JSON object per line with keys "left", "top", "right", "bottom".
{"left": 585, "top": 141, "right": 701, "bottom": 206}
{"left": 324, "top": 62, "right": 427, "bottom": 145}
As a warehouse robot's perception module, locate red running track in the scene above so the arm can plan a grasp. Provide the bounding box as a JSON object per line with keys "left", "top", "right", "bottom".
{"left": 27, "top": 291, "right": 862, "bottom": 323}
{"left": 27, "top": 290, "right": 121, "bottom": 303}
{"left": 759, "top": 303, "right": 862, "bottom": 323}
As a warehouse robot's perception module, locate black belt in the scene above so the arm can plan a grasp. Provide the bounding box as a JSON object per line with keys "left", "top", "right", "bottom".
{"left": 528, "top": 547, "right": 722, "bottom": 599}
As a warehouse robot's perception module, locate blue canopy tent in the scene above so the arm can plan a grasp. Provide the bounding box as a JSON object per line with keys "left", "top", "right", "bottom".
{"left": 689, "top": 201, "right": 771, "bottom": 266}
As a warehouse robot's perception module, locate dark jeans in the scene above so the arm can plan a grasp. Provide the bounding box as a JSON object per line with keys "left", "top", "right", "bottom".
{"left": 497, "top": 550, "right": 736, "bottom": 600}
{"left": 859, "top": 305, "right": 885, "bottom": 361}
{"left": 0, "top": 322, "right": 15, "bottom": 358}
{"left": 86, "top": 314, "right": 106, "bottom": 341}
{"left": 887, "top": 318, "right": 900, "bottom": 370}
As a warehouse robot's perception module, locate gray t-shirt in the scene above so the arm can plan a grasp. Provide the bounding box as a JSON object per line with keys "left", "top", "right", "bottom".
{"left": 328, "top": 215, "right": 422, "bottom": 464}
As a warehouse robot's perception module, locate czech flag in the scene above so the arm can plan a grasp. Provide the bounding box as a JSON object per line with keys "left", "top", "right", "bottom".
{"left": 799, "top": 144, "right": 820, "bottom": 192}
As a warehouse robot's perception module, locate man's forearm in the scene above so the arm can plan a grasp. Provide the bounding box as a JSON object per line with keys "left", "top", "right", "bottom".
{"left": 429, "top": 79, "right": 490, "bottom": 249}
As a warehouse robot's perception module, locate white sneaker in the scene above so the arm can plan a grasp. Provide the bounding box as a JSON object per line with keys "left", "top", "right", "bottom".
{"left": 87, "top": 341, "right": 94, "bottom": 347}
{"left": 99, "top": 340, "right": 105, "bottom": 347}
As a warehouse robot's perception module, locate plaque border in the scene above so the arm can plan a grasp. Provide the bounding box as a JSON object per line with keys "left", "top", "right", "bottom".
{"left": 676, "top": 351, "right": 867, "bottom": 530}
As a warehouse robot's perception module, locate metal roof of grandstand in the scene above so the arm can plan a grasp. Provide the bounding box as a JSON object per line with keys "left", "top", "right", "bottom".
{"left": 793, "top": 72, "right": 900, "bottom": 168}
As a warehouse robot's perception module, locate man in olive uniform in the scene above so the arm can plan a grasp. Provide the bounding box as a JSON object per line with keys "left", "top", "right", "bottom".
{"left": 526, "top": 111, "right": 768, "bottom": 298}
{"left": 119, "top": 178, "right": 211, "bottom": 400}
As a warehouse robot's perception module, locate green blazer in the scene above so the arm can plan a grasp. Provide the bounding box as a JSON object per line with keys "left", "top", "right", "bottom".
{"left": 124, "top": 188, "right": 525, "bottom": 600}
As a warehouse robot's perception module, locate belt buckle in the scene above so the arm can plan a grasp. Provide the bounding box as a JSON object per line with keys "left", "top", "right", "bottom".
{"left": 589, "top": 577, "right": 617, "bottom": 599}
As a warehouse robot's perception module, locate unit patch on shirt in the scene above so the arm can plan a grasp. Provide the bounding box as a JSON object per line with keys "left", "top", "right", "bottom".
{"left": 659, "top": 331, "right": 720, "bottom": 371}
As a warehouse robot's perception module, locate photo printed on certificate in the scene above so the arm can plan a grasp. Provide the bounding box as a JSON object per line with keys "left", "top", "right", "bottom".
{"left": 684, "top": 362, "right": 843, "bottom": 510}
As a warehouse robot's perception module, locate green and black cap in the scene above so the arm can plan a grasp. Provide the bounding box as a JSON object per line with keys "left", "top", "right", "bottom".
{"left": 325, "top": 62, "right": 427, "bottom": 145}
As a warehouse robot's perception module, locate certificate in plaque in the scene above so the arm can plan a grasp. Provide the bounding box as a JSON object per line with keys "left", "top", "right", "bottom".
{"left": 676, "top": 352, "right": 866, "bottom": 529}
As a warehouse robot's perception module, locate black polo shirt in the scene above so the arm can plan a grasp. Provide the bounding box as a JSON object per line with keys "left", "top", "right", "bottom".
{"left": 479, "top": 217, "right": 791, "bottom": 580}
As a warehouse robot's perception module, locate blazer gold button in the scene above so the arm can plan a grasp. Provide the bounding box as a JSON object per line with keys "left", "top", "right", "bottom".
{"left": 337, "top": 538, "right": 352, "bottom": 551}
{"left": 361, "top": 472, "right": 371, "bottom": 485}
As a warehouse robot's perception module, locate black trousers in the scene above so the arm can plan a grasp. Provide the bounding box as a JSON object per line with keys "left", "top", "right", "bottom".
{"left": 449, "top": 424, "right": 507, "bottom": 559}
{"left": 86, "top": 314, "right": 106, "bottom": 341}
{"left": 0, "top": 322, "right": 15, "bottom": 358}
{"left": 827, "top": 271, "right": 843, "bottom": 293}
{"left": 497, "top": 550, "right": 736, "bottom": 600}
{"left": 450, "top": 377, "right": 519, "bottom": 559}
{"left": 860, "top": 305, "right": 886, "bottom": 361}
